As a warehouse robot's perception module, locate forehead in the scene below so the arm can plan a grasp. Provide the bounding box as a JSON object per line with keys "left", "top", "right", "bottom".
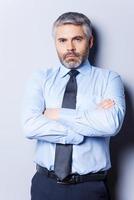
{"left": 55, "top": 24, "right": 86, "bottom": 38}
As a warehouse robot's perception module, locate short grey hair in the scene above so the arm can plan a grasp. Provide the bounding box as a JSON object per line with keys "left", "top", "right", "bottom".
{"left": 53, "top": 12, "right": 92, "bottom": 39}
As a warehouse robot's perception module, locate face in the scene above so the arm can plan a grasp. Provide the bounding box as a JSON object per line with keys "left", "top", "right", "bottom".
{"left": 55, "top": 24, "right": 93, "bottom": 69}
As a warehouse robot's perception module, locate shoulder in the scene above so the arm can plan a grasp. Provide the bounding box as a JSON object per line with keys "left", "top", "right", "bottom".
{"left": 91, "top": 65, "right": 121, "bottom": 80}
{"left": 29, "top": 66, "right": 60, "bottom": 83}
{"left": 31, "top": 66, "right": 59, "bottom": 77}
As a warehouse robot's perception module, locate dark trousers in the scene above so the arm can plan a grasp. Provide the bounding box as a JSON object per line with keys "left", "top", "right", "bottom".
{"left": 31, "top": 172, "right": 111, "bottom": 200}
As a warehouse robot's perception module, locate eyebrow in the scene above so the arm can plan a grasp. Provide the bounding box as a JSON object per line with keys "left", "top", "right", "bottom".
{"left": 57, "top": 38, "right": 67, "bottom": 41}
{"left": 73, "top": 36, "right": 84, "bottom": 39}
{"left": 57, "top": 35, "right": 85, "bottom": 40}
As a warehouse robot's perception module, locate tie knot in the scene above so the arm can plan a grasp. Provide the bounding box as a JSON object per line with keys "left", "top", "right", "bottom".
{"left": 68, "top": 69, "right": 79, "bottom": 77}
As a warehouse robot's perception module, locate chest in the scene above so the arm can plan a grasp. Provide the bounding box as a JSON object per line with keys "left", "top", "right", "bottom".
{"left": 42, "top": 73, "right": 107, "bottom": 109}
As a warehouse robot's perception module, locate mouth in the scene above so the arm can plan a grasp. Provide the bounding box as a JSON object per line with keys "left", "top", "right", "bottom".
{"left": 65, "top": 54, "right": 79, "bottom": 59}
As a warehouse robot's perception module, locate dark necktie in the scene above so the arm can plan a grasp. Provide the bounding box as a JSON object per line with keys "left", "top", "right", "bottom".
{"left": 54, "top": 69, "right": 79, "bottom": 181}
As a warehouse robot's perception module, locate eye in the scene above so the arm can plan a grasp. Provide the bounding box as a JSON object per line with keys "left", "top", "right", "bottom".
{"left": 73, "top": 37, "right": 84, "bottom": 42}
{"left": 58, "top": 38, "right": 67, "bottom": 43}
{"left": 75, "top": 38, "right": 82, "bottom": 41}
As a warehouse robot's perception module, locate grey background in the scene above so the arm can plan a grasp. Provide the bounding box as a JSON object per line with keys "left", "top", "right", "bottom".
{"left": 0, "top": 0, "right": 134, "bottom": 199}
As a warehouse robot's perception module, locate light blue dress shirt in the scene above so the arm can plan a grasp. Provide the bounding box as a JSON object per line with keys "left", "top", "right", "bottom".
{"left": 22, "top": 60, "right": 125, "bottom": 174}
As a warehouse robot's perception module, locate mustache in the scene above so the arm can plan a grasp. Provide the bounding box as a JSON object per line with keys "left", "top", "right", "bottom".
{"left": 63, "top": 52, "right": 80, "bottom": 59}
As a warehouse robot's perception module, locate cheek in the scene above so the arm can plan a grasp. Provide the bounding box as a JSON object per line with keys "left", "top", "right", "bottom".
{"left": 56, "top": 48, "right": 66, "bottom": 60}
{"left": 56, "top": 47, "right": 63, "bottom": 56}
{"left": 76, "top": 42, "right": 88, "bottom": 52}
{"left": 56, "top": 45, "right": 66, "bottom": 55}
{"left": 77, "top": 47, "right": 88, "bottom": 56}
{"left": 81, "top": 43, "right": 89, "bottom": 54}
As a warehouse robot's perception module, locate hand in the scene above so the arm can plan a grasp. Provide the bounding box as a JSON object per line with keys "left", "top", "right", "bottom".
{"left": 44, "top": 108, "right": 59, "bottom": 120}
{"left": 98, "top": 99, "right": 115, "bottom": 109}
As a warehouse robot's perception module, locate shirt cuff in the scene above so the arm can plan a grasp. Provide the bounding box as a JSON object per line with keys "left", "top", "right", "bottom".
{"left": 59, "top": 129, "right": 84, "bottom": 145}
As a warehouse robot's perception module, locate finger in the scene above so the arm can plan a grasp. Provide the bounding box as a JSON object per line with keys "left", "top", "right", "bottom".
{"left": 101, "top": 102, "right": 115, "bottom": 109}
{"left": 98, "top": 99, "right": 110, "bottom": 105}
{"left": 99, "top": 100, "right": 115, "bottom": 108}
{"left": 101, "top": 101, "right": 114, "bottom": 107}
{"left": 103, "top": 99, "right": 114, "bottom": 103}
{"left": 102, "top": 104, "right": 114, "bottom": 109}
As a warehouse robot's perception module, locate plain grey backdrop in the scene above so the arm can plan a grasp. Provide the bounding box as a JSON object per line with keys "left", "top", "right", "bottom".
{"left": 0, "top": 0, "right": 134, "bottom": 199}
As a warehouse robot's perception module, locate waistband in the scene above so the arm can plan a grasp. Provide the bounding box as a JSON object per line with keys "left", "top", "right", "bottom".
{"left": 36, "top": 165, "right": 107, "bottom": 185}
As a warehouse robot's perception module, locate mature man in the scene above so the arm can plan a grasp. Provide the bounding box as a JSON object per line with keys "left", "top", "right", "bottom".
{"left": 22, "top": 12, "right": 125, "bottom": 200}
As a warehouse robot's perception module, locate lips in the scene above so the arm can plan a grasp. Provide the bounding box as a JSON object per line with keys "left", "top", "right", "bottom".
{"left": 66, "top": 55, "right": 76, "bottom": 58}
{"left": 65, "top": 53, "right": 78, "bottom": 59}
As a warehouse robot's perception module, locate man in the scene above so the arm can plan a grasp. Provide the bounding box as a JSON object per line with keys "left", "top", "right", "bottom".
{"left": 22, "top": 12, "right": 125, "bottom": 200}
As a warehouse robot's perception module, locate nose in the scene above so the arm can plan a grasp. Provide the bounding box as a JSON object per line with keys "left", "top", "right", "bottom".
{"left": 66, "top": 41, "right": 76, "bottom": 51}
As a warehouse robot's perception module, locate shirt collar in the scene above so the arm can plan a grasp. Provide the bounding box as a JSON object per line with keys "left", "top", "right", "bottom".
{"left": 59, "top": 59, "right": 92, "bottom": 78}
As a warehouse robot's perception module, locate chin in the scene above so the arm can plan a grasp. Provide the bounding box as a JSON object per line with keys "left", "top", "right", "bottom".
{"left": 62, "top": 58, "right": 81, "bottom": 69}
{"left": 65, "top": 61, "right": 80, "bottom": 69}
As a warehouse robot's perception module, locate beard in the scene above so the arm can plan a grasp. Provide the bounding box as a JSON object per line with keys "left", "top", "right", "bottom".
{"left": 57, "top": 47, "right": 89, "bottom": 69}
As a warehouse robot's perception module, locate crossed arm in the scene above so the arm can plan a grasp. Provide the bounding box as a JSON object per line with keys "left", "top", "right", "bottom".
{"left": 43, "top": 99, "right": 120, "bottom": 138}
{"left": 22, "top": 71, "right": 125, "bottom": 144}
{"left": 44, "top": 99, "right": 115, "bottom": 120}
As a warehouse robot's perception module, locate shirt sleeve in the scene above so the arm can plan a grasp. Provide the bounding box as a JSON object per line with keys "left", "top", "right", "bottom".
{"left": 59, "top": 72, "right": 126, "bottom": 137}
{"left": 21, "top": 70, "right": 83, "bottom": 144}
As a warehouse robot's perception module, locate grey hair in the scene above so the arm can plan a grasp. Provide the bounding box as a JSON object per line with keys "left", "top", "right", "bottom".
{"left": 52, "top": 12, "right": 92, "bottom": 39}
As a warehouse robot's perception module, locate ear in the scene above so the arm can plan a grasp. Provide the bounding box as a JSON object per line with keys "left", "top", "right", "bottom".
{"left": 89, "top": 36, "right": 94, "bottom": 49}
